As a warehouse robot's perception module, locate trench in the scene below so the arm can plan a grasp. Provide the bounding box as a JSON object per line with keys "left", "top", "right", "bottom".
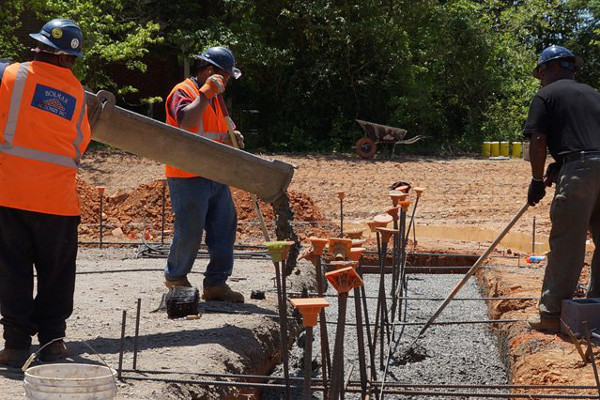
{"left": 260, "top": 252, "right": 511, "bottom": 400}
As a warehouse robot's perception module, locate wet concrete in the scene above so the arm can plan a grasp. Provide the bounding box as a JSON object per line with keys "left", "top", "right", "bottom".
{"left": 261, "top": 272, "right": 509, "bottom": 399}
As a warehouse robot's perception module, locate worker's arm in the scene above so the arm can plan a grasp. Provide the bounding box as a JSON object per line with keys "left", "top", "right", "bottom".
{"left": 179, "top": 94, "right": 210, "bottom": 131}
{"left": 529, "top": 132, "right": 547, "bottom": 181}
{"left": 179, "top": 75, "right": 226, "bottom": 131}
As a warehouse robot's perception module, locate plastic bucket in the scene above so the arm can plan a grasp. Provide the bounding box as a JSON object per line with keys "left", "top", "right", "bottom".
{"left": 512, "top": 142, "right": 523, "bottom": 159}
{"left": 489, "top": 141, "right": 500, "bottom": 157}
{"left": 24, "top": 363, "right": 117, "bottom": 400}
{"left": 481, "top": 141, "right": 491, "bottom": 158}
{"left": 500, "top": 141, "right": 510, "bottom": 157}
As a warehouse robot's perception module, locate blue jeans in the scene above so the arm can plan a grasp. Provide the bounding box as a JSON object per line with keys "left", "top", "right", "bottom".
{"left": 165, "top": 177, "right": 237, "bottom": 287}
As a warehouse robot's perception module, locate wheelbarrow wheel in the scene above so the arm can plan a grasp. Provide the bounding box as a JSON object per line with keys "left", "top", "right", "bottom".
{"left": 355, "top": 137, "right": 377, "bottom": 159}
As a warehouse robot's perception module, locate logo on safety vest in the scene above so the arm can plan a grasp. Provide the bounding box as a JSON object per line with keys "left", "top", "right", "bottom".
{"left": 51, "top": 28, "right": 63, "bottom": 39}
{"left": 71, "top": 38, "right": 79, "bottom": 49}
{"left": 31, "top": 84, "right": 76, "bottom": 120}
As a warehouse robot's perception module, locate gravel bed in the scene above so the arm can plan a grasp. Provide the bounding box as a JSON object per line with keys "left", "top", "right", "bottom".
{"left": 262, "top": 272, "right": 508, "bottom": 399}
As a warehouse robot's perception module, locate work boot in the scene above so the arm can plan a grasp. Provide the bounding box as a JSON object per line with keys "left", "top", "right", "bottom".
{"left": 39, "top": 340, "right": 69, "bottom": 362}
{"left": 165, "top": 277, "right": 192, "bottom": 289}
{"left": 203, "top": 284, "right": 244, "bottom": 303}
{"left": 0, "top": 347, "right": 31, "bottom": 368}
{"left": 527, "top": 314, "right": 561, "bottom": 334}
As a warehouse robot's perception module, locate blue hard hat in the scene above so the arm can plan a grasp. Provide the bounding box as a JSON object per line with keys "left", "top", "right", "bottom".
{"left": 193, "top": 46, "right": 241, "bottom": 79}
{"left": 30, "top": 19, "right": 84, "bottom": 58}
{"left": 532, "top": 45, "right": 582, "bottom": 78}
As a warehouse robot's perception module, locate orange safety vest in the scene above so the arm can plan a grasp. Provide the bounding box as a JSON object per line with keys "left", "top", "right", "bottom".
{"left": 164, "top": 78, "right": 229, "bottom": 178}
{"left": 0, "top": 61, "right": 91, "bottom": 216}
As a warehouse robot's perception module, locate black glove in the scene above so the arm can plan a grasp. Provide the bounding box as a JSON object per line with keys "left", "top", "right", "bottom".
{"left": 527, "top": 179, "right": 546, "bottom": 206}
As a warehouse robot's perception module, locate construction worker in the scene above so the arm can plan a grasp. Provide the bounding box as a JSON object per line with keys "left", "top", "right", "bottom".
{"left": 524, "top": 45, "right": 600, "bottom": 333}
{"left": 163, "top": 46, "right": 245, "bottom": 303}
{"left": 0, "top": 19, "right": 91, "bottom": 366}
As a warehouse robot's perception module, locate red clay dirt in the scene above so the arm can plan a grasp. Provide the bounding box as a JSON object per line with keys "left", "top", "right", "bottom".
{"left": 74, "top": 149, "right": 599, "bottom": 398}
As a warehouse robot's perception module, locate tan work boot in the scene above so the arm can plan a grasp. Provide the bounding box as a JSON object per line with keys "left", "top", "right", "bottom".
{"left": 527, "top": 314, "right": 561, "bottom": 333}
{"left": 165, "top": 277, "right": 192, "bottom": 289}
{"left": 203, "top": 284, "right": 244, "bottom": 303}
{"left": 0, "top": 347, "right": 30, "bottom": 368}
{"left": 39, "top": 340, "right": 69, "bottom": 362}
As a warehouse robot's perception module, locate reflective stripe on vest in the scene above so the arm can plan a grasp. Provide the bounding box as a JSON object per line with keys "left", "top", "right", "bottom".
{"left": 0, "top": 62, "right": 84, "bottom": 169}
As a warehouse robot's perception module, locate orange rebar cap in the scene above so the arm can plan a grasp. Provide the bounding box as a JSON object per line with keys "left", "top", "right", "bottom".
{"left": 394, "top": 185, "right": 410, "bottom": 193}
{"left": 290, "top": 298, "right": 329, "bottom": 327}
{"left": 97, "top": 186, "right": 106, "bottom": 195}
{"left": 337, "top": 191, "right": 346, "bottom": 200}
{"left": 351, "top": 239, "right": 365, "bottom": 248}
{"left": 325, "top": 267, "right": 363, "bottom": 294}
{"left": 264, "top": 241, "right": 295, "bottom": 262}
{"left": 328, "top": 238, "right": 353, "bottom": 260}
{"left": 386, "top": 207, "right": 399, "bottom": 221}
{"left": 389, "top": 191, "right": 408, "bottom": 206}
{"left": 329, "top": 260, "right": 358, "bottom": 270}
{"left": 398, "top": 200, "right": 412, "bottom": 212}
{"left": 344, "top": 229, "right": 364, "bottom": 240}
{"left": 308, "top": 237, "right": 329, "bottom": 256}
{"left": 413, "top": 187, "right": 426, "bottom": 197}
{"left": 349, "top": 247, "right": 366, "bottom": 262}
{"left": 376, "top": 227, "right": 397, "bottom": 243}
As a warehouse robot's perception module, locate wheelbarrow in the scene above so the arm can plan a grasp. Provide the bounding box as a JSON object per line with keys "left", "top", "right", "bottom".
{"left": 353, "top": 119, "right": 427, "bottom": 159}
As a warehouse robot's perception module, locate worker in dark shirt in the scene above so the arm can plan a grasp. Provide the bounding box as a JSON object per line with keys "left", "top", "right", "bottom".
{"left": 523, "top": 45, "right": 600, "bottom": 333}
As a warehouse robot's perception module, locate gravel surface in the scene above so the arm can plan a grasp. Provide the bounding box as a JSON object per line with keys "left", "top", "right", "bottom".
{"left": 262, "top": 270, "right": 509, "bottom": 399}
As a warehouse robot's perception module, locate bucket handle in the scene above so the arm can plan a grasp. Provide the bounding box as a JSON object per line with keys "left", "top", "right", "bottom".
{"left": 22, "top": 337, "right": 118, "bottom": 391}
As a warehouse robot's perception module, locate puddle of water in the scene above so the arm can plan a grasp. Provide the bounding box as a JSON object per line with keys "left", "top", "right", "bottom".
{"left": 343, "top": 221, "right": 550, "bottom": 254}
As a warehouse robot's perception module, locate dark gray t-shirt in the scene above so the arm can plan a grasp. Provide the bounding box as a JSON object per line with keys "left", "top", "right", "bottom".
{"left": 523, "top": 79, "right": 600, "bottom": 158}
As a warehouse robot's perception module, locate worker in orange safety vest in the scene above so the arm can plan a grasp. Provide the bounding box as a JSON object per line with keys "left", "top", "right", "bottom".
{"left": 163, "top": 46, "right": 245, "bottom": 303}
{"left": 0, "top": 18, "right": 91, "bottom": 367}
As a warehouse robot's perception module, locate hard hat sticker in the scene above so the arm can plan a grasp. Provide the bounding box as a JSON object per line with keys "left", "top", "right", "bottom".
{"left": 71, "top": 38, "right": 79, "bottom": 49}
{"left": 52, "top": 28, "right": 63, "bottom": 39}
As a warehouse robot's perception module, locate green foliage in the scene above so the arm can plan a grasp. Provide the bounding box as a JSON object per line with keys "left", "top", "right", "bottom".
{"left": 3, "top": 0, "right": 600, "bottom": 153}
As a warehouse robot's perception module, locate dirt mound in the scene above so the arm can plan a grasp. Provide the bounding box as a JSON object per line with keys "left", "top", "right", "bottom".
{"left": 77, "top": 179, "right": 335, "bottom": 242}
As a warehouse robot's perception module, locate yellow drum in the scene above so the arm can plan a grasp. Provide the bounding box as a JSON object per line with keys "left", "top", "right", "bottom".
{"left": 511, "top": 142, "right": 523, "bottom": 158}
{"left": 500, "top": 141, "right": 510, "bottom": 157}
{"left": 481, "top": 141, "right": 491, "bottom": 158}
{"left": 489, "top": 141, "right": 500, "bottom": 157}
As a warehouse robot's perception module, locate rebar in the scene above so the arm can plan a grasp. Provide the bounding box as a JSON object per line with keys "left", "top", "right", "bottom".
{"left": 329, "top": 292, "right": 349, "bottom": 400}
{"left": 132, "top": 298, "right": 141, "bottom": 370}
{"left": 303, "top": 326, "right": 314, "bottom": 400}
{"left": 118, "top": 309, "right": 126, "bottom": 380}
{"left": 273, "top": 259, "right": 291, "bottom": 400}
{"left": 315, "top": 256, "right": 331, "bottom": 397}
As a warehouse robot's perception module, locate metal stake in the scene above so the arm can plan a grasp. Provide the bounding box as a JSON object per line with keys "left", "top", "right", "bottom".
{"left": 133, "top": 298, "right": 141, "bottom": 370}
{"left": 304, "top": 326, "right": 314, "bottom": 400}
{"left": 118, "top": 310, "right": 127, "bottom": 380}
{"left": 329, "top": 292, "right": 349, "bottom": 400}
{"left": 98, "top": 187, "right": 105, "bottom": 249}
{"left": 273, "top": 260, "right": 291, "bottom": 400}
{"left": 315, "top": 256, "right": 331, "bottom": 396}
{"left": 161, "top": 180, "right": 167, "bottom": 245}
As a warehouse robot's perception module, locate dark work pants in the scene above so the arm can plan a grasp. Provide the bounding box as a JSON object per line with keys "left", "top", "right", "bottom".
{"left": 540, "top": 158, "right": 600, "bottom": 317}
{"left": 0, "top": 206, "right": 79, "bottom": 349}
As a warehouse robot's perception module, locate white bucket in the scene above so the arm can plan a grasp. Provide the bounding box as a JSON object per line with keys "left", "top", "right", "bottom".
{"left": 24, "top": 363, "right": 117, "bottom": 400}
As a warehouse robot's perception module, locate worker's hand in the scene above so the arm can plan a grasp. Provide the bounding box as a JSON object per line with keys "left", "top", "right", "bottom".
{"left": 543, "top": 162, "right": 560, "bottom": 187}
{"left": 527, "top": 179, "right": 546, "bottom": 206}
{"left": 199, "top": 74, "right": 226, "bottom": 100}
{"left": 223, "top": 130, "right": 245, "bottom": 149}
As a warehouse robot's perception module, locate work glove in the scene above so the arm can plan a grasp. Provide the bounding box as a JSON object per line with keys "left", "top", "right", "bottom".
{"left": 223, "top": 130, "right": 245, "bottom": 149}
{"left": 527, "top": 179, "right": 546, "bottom": 206}
{"left": 543, "top": 162, "right": 561, "bottom": 187}
{"left": 199, "top": 74, "right": 226, "bottom": 100}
